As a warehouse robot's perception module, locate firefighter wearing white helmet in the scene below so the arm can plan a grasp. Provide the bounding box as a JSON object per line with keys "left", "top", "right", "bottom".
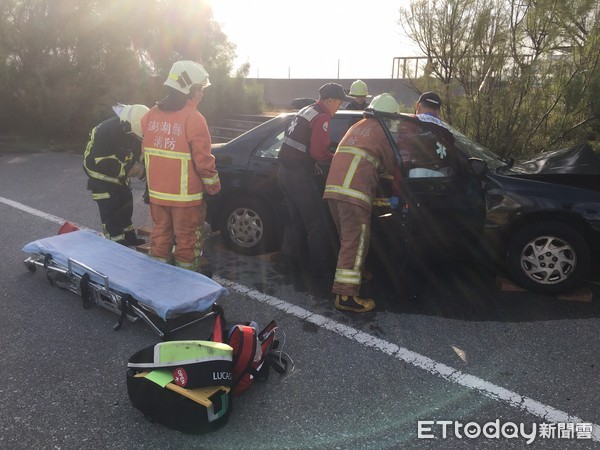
{"left": 140, "top": 60, "right": 221, "bottom": 273}
{"left": 345, "top": 80, "right": 369, "bottom": 111}
{"left": 83, "top": 103, "right": 150, "bottom": 246}
{"left": 323, "top": 93, "right": 401, "bottom": 312}
{"left": 367, "top": 93, "right": 400, "bottom": 114}
{"left": 164, "top": 60, "right": 211, "bottom": 95}
{"left": 119, "top": 104, "right": 150, "bottom": 139}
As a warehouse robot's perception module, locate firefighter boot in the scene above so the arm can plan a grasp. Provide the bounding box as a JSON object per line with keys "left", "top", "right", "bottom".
{"left": 124, "top": 230, "right": 146, "bottom": 247}
{"left": 335, "top": 295, "right": 376, "bottom": 313}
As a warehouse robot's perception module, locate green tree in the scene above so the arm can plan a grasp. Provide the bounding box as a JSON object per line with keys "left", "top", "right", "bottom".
{"left": 0, "top": 0, "right": 258, "bottom": 140}
{"left": 400, "top": 0, "right": 600, "bottom": 156}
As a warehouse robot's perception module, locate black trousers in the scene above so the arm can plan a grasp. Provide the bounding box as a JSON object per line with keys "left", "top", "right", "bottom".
{"left": 91, "top": 183, "right": 134, "bottom": 242}
{"left": 277, "top": 165, "right": 337, "bottom": 286}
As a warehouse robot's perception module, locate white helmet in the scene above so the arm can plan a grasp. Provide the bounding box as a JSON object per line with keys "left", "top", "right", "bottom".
{"left": 164, "top": 60, "right": 210, "bottom": 95}
{"left": 114, "top": 104, "right": 150, "bottom": 139}
{"left": 367, "top": 93, "right": 400, "bottom": 114}
{"left": 349, "top": 80, "right": 368, "bottom": 97}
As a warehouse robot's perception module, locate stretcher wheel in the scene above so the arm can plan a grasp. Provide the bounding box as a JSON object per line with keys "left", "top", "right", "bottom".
{"left": 26, "top": 262, "right": 37, "bottom": 273}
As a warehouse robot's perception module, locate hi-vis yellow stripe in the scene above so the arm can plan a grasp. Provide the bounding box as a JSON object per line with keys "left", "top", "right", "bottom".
{"left": 336, "top": 146, "right": 380, "bottom": 169}
{"left": 144, "top": 148, "right": 191, "bottom": 160}
{"left": 202, "top": 173, "right": 220, "bottom": 185}
{"left": 335, "top": 268, "right": 361, "bottom": 285}
{"left": 324, "top": 185, "right": 371, "bottom": 205}
{"left": 147, "top": 189, "right": 203, "bottom": 202}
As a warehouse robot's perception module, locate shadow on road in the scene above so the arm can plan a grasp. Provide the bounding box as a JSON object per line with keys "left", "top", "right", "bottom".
{"left": 367, "top": 258, "right": 600, "bottom": 323}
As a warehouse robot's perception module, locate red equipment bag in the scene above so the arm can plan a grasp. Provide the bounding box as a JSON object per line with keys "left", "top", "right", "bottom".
{"left": 212, "top": 313, "right": 288, "bottom": 396}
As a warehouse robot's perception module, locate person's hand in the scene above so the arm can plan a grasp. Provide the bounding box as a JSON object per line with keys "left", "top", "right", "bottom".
{"left": 128, "top": 162, "right": 145, "bottom": 179}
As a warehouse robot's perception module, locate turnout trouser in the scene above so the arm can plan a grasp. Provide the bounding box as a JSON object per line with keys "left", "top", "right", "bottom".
{"left": 91, "top": 183, "right": 134, "bottom": 243}
{"left": 149, "top": 202, "right": 206, "bottom": 271}
{"left": 328, "top": 199, "right": 371, "bottom": 296}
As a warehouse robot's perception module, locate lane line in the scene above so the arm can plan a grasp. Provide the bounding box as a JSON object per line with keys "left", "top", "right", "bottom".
{"left": 7, "top": 196, "right": 599, "bottom": 440}
{"left": 214, "top": 284, "right": 600, "bottom": 440}
{"left": 1, "top": 196, "right": 71, "bottom": 225}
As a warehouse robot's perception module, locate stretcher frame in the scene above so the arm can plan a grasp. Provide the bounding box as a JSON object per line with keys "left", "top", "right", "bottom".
{"left": 23, "top": 253, "right": 222, "bottom": 339}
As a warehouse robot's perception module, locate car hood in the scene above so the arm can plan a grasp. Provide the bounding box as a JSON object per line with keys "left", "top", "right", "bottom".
{"left": 510, "top": 143, "right": 600, "bottom": 175}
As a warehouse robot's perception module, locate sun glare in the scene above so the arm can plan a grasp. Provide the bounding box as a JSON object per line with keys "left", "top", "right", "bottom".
{"left": 209, "top": 0, "right": 417, "bottom": 79}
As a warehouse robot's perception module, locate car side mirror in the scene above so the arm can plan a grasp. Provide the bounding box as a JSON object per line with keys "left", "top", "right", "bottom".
{"left": 468, "top": 157, "right": 487, "bottom": 176}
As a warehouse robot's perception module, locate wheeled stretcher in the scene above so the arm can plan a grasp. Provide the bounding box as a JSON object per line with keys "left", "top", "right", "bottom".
{"left": 22, "top": 230, "right": 227, "bottom": 338}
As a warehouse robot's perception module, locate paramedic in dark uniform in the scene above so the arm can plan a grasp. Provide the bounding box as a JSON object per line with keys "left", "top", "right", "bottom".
{"left": 397, "top": 91, "right": 457, "bottom": 177}
{"left": 83, "top": 104, "right": 148, "bottom": 246}
{"left": 277, "top": 83, "right": 346, "bottom": 297}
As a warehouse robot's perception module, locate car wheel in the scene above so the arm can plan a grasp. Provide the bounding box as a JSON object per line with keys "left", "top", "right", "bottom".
{"left": 506, "top": 221, "right": 590, "bottom": 294}
{"left": 219, "top": 197, "right": 276, "bottom": 255}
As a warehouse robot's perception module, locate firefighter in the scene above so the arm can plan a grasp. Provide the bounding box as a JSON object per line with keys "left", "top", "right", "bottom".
{"left": 83, "top": 104, "right": 149, "bottom": 246}
{"left": 345, "top": 80, "right": 369, "bottom": 110}
{"left": 140, "top": 60, "right": 220, "bottom": 272}
{"left": 277, "top": 82, "right": 346, "bottom": 297}
{"left": 324, "top": 93, "right": 401, "bottom": 312}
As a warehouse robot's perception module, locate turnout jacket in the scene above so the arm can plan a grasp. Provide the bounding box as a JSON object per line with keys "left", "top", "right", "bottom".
{"left": 141, "top": 99, "right": 220, "bottom": 207}
{"left": 324, "top": 117, "right": 397, "bottom": 211}
{"left": 83, "top": 116, "right": 140, "bottom": 190}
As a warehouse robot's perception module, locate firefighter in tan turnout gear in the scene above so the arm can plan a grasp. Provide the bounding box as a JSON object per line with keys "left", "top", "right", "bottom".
{"left": 141, "top": 60, "right": 220, "bottom": 272}
{"left": 324, "top": 94, "right": 401, "bottom": 312}
{"left": 83, "top": 104, "right": 149, "bottom": 246}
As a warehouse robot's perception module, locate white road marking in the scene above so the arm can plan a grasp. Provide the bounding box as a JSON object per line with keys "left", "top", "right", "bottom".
{"left": 0, "top": 196, "right": 71, "bottom": 225}
{"left": 213, "top": 277, "right": 600, "bottom": 441}
{"left": 6, "top": 196, "right": 599, "bottom": 440}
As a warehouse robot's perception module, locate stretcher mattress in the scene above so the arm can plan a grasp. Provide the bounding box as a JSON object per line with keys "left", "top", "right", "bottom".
{"left": 22, "top": 230, "right": 227, "bottom": 320}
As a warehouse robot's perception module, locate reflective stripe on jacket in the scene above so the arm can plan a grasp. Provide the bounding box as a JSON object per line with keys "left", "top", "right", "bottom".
{"left": 141, "top": 101, "right": 220, "bottom": 207}
{"left": 323, "top": 117, "right": 397, "bottom": 211}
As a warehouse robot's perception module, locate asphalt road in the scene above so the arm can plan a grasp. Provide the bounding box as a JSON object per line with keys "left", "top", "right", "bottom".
{"left": 1, "top": 151, "right": 599, "bottom": 449}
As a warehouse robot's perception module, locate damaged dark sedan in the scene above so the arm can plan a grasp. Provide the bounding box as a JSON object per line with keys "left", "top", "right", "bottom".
{"left": 207, "top": 110, "right": 600, "bottom": 295}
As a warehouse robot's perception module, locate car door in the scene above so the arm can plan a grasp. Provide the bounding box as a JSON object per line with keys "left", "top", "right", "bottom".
{"left": 372, "top": 116, "right": 487, "bottom": 273}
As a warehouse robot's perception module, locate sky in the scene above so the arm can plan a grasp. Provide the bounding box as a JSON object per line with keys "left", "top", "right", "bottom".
{"left": 209, "top": 0, "right": 419, "bottom": 79}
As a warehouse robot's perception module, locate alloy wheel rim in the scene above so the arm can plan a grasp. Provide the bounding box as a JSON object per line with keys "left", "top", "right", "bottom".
{"left": 226, "top": 207, "right": 263, "bottom": 248}
{"left": 520, "top": 234, "right": 576, "bottom": 285}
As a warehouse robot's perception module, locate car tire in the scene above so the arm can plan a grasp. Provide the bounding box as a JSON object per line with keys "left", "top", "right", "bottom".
{"left": 219, "top": 197, "right": 276, "bottom": 255}
{"left": 506, "top": 221, "right": 590, "bottom": 295}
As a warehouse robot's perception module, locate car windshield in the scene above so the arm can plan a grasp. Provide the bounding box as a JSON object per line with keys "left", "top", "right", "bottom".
{"left": 439, "top": 122, "right": 512, "bottom": 170}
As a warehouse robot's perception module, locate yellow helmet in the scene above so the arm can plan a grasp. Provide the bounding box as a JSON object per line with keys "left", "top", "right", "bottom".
{"left": 367, "top": 93, "right": 400, "bottom": 114}
{"left": 117, "top": 104, "right": 150, "bottom": 139}
{"left": 349, "top": 80, "right": 368, "bottom": 97}
{"left": 164, "top": 60, "right": 210, "bottom": 95}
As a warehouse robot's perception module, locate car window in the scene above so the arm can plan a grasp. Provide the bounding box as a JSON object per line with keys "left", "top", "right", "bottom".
{"left": 256, "top": 124, "right": 288, "bottom": 159}
{"left": 330, "top": 116, "right": 362, "bottom": 145}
